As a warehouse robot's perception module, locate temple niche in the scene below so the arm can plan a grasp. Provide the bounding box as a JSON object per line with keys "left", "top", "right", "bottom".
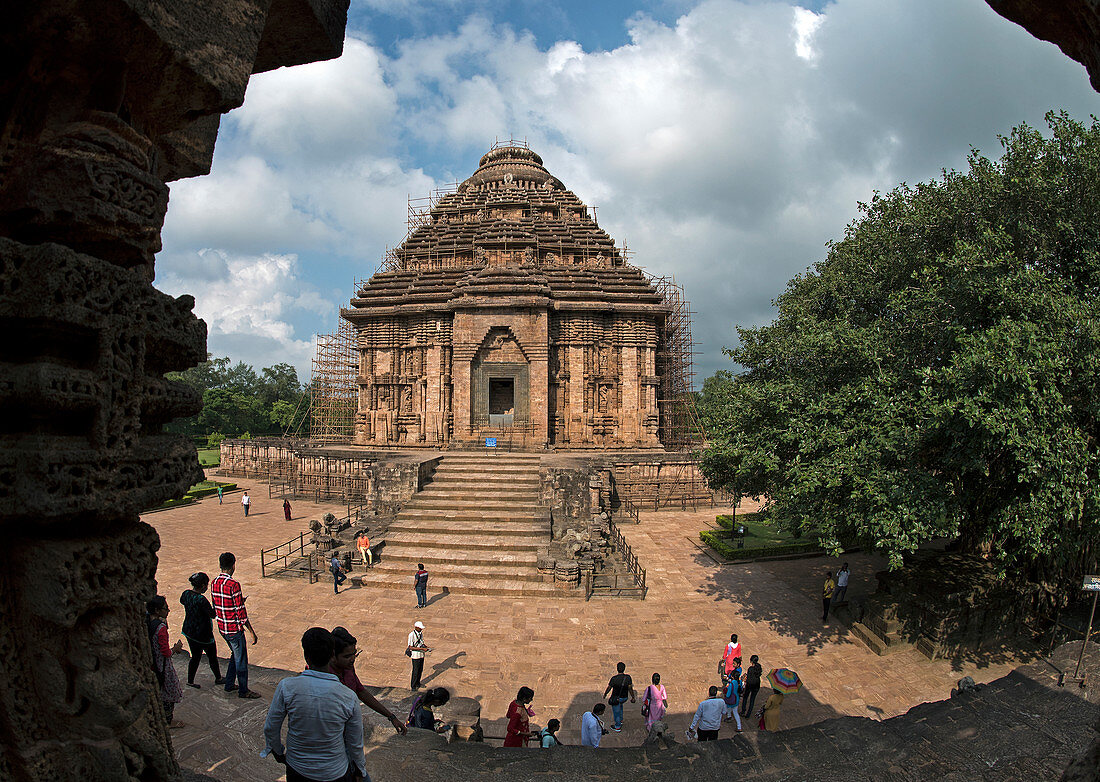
{"left": 344, "top": 143, "right": 679, "bottom": 450}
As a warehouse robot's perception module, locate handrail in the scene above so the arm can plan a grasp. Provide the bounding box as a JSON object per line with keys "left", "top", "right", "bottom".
{"left": 600, "top": 520, "right": 647, "bottom": 597}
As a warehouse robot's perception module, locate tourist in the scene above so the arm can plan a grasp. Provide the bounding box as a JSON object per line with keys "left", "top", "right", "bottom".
{"left": 603, "top": 661, "right": 636, "bottom": 732}
{"left": 179, "top": 572, "right": 224, "bottom": 688}
{"left": 540, "top": 718, "right": 563, "bottom": 747}
{"left": 146, "top": 595, "right": 185, "bottom": 727}
{"left": 211, "top": 552, "right": 261, "bottom": 699}
{"left": 740, "top": 655, "right": 763, "bottom": 719}
{"left": 409, "top": 687, "right": 451, "bottom": 731}
{"left": 504, "top": 686, "right": 536, "bottom": 747}
{"left": 688, "top": 686, "right": 725, "bottom": 742}
{"left": 580, "top": 703, "right": 607, "bottom": 747}
{"left": 723, "top": 667, "right": 743, "bottom": 731}
{"left": 722, "top": 634, "right": 742, "bottom": 680}
{"left": 406, "top": 620, "right": 430, "bottom": 689}
{"left": 357, "top": 530, "right": 372, "bottom": 567}
{"left": 762, "top": 688, "right": 785, "bottom": 731}
{"left": 641, "top": 672, "right": 667, "bottom": 732}
{"left": 217, "top": 484, "right": 223, "bottom": 504}
{"left": 241, "top": 491, "right": 251, "bottom": 516}
{"left": 822, "top": 570, "right": 836, "bottom": 623}
{"left": 834, "top": 562, "right": 850, "bottom": 608}
{"left": 329, "top": 627, "right": 407, "bottom": 735}
{"left": 283, "top": 498, "right": 292, "bottom": 521}
{"left": 414, "top": 562, "right": 428, "bottom": 608}
{"left": 262, "top": 628, "right": 367, "bottom": 782}
{"left": 330, "top": 554, "right": 347, "bottom": 594}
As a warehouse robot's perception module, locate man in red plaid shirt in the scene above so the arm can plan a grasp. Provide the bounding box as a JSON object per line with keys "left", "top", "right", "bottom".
{"left": 212, "top": 552, "right": 261, "bottom": 699}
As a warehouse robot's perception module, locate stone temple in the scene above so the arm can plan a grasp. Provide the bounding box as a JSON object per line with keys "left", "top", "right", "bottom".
{"left": 343, "top": 142, "right": 690, "bottom": 451}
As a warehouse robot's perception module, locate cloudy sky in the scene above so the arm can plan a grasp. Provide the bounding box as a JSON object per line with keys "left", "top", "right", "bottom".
{"left": 156, "top": 0, "right": 1099, "bottom": 385}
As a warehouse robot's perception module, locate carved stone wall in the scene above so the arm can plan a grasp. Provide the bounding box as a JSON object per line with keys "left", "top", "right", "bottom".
{"left": 0, "top": 2, "right": 349, "bottom": 779}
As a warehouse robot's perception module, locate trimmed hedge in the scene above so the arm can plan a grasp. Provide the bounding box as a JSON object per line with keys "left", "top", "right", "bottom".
{"left": 700, "top": 530, "right": 821, "bottom": 561}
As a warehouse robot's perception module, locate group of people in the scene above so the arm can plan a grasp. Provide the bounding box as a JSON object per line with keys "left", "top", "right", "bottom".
{"left": 145, "top": 551, "right": 262, "bottom": 727}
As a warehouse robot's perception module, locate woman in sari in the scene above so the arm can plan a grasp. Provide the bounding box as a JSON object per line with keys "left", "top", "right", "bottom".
{"left": 641, "top": 672, "right": 667, "bottom": 732}
{"left": 762, "top": 688, "right": 784, "bottom": 731}
{"left": 504, "top": 686, "right": 536, "bottom": 747}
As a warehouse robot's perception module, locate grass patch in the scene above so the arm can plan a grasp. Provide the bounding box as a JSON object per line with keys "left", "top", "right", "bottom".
{"left": 198, "top": 447, "right": 220, "bottom": 467}
{"left": 701, "top": 512, "right": 822, "bottom": 561}
{"left": 145, "top": 480, "right": 237, "bottom": 511}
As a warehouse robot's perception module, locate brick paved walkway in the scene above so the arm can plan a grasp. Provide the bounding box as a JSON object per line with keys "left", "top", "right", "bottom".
{"left": 149, "top": 481, "right": 1031, "bottom": 753}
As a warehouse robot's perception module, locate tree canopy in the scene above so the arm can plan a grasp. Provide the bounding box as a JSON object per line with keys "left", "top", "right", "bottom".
{"left": 700, "top": 112, "right": 1100, "bottom": 597}
{"left": 165, "top": 357, "right": 308, "bottom": 440}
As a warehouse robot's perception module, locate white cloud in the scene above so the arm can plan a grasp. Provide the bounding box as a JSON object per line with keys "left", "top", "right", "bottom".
{"left": 159, "top": 0, "right": 1100, "bottom": 384}
{"left": 156, "top": 250, "right": 332, "bottom": 378}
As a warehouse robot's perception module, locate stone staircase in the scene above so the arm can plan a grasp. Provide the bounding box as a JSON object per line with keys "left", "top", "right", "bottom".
{"left": 849, "top": 597, "right": 912, "bottom": 656}
{"left": 355, "top": 453, "right": 564, "bottom": 597}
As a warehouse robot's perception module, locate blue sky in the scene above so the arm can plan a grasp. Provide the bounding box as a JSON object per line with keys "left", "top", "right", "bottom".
{"left": 156, "top": 0, "right": 1099, "bottom": 385}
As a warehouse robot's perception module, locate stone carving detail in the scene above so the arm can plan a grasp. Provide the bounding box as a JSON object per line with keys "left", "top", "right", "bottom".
{"left": 0, "top": 1, "right": 350, "bottom": 779}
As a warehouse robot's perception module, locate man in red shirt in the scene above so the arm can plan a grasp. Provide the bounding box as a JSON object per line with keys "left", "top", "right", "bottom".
{"left": 211, "top": 552, "right": 260, "bottom": 699}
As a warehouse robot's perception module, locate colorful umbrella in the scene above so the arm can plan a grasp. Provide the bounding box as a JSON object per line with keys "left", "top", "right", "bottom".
{"left": 766, "top": 668, "right": 802, "bottom": 694}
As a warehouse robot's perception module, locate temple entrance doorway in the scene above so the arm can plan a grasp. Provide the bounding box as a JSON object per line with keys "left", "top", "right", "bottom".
{"left": 489, "top": 377, "right": 515, "bottom": 426}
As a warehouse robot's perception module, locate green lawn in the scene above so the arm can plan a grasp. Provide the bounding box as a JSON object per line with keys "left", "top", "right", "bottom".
{"left": 701, "top": 512, "right": 822, "bottom": 560}
{"left": 198, "top": 447, "right": 220, "bottom": 467}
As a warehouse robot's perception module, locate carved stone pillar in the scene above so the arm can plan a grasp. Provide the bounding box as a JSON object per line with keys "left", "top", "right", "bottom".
{"left": 0, "top": 2, "right": 349, "bottom": 780}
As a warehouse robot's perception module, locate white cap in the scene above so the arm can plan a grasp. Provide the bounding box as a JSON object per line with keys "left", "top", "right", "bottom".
{"left": 414, "top": 621, "right": 425, "bottom": 629}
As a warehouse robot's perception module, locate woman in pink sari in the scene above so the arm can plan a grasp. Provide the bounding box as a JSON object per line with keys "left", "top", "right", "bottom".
{"left": 641, "top": 672, "right": 667, "bottom": 731}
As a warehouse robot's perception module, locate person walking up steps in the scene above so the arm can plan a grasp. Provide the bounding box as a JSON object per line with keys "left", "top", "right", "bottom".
{"left": 414, "top": 563, "right": 428, "bottom": 608}
{"left": 330, "top": 554, "right": 347, "bottom": 594}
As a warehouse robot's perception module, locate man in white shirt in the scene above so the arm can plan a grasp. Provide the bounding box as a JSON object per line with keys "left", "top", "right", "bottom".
{"left": 833, "top": 563, "right": 850, "bottom": 609}
{"left": 689, "top": 686, "right": 726, "bottom": 742}
{"left": 262, "top": 627, "right": 367, "bottom": 782}
{"left": 241, "top": 491, "right": 251, "bottom": 517}
{"left": 580, "top": 703, "right": 607, "bottom": 747}
{"left": 407, "top": 621, "right": 430, "bottom": 689}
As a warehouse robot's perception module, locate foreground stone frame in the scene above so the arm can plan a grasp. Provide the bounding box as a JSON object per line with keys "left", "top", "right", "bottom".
{"left": 0, "top": 2, "right": 349, "bottom": 779}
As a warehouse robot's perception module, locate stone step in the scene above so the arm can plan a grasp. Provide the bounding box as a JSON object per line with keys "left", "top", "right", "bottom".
{"left": 404, "top": 497, "right": 540, "bottom": 511}
{"left": 364, "top": 560, "right": 547, "bottom": 583}
{"left": 387, "top": 520, "right": 549, "bottom": 537}
{"left": 382, "top": 532, "right": 547, "bottom": 551}
{"left": 381, "top": 547, "right": 538, "bottom": 567}
{"left": 396, "top": 509, "right": 543, "bottom": 523}
{"left": 350, "top": 571, "right": 571, "bottom": 598}
{"left": 849, "top": 622, "right": 909, "bottom": 656}
{"left": 423, "top": 476, "right": 541, "bottom": 488}
{"left": 412, "top": 491, "right": 541, "bottom": 504}
{"left": 430, "top": 468, "right": 540, "bottom": 480}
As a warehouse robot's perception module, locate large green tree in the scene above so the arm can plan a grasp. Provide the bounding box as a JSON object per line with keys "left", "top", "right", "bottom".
{"left": 701, "top": 112, "right": 1100, "bottom": 598}
{"left": 164, "top": 356, "right": 306, "bottom": 438}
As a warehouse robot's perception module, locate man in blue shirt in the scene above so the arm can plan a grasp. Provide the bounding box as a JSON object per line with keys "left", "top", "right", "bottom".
{"left": 689, "top": 686, "right": 726, "bottom": 742}
{"left": 580, "top": 703, "right": 607, "bottom": 747}
{"left": 263, "top": 627, "right": 368, "bottom": 781}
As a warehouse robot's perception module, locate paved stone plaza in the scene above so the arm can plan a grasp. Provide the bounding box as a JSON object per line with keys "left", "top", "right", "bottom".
{"left": 149, "top": 478, "right": 1037, "bottom": 763}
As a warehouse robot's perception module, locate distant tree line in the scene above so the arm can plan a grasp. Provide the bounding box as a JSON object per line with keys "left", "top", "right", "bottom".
{"left": 165, "top": 357, "right": 308, "bottom": 443}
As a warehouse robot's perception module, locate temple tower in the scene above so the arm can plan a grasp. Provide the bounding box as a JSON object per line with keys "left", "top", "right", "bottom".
{"left": 344, "top": 142, "right": 678, "bottom": 450}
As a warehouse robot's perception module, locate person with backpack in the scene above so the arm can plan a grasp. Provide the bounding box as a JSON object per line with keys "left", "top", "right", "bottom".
{"left": 540, "top": 718, "right": 563, "bottom": 747}
{"left": 723, "top": 668, "right": 743, "bottom": 731}
{"left": 740, "top": 655, "right": 763, "bottom": 719}
{"left": 641, "top": 672, "right": 667, "bottom": 732}
{"left": 414, "top": 563, "right": 429, "bottom": 608}
{"left": 146, "top": 595, "right": 185, "bottom": 727}
{"left": 331, "top": 554, "right": 347, "bottom": 594}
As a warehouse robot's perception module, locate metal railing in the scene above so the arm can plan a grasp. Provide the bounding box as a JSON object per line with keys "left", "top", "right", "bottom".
{"left": 260, "top": 531, "right": 316, "bottom": 582}
{"left": 585, "top": 521, "right": 647, "bottom": 599}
